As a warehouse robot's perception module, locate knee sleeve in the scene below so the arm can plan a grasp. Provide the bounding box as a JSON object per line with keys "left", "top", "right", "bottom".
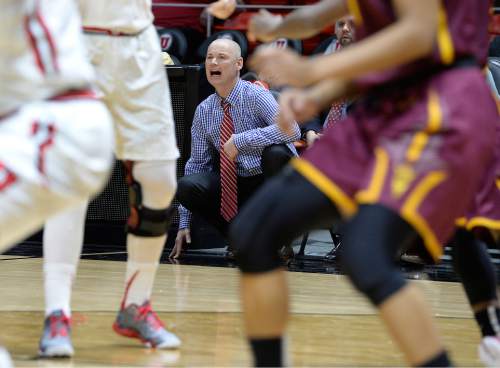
{"left": 124, "top": 160, "right": 177, "bottom": 237}
{"left": 231, "top": 209, "right": 283, "bottom": 274}
{"left": 231, "top": 168, "right": 339, "bottom": 273}
{"left": 452, "top": 229, "right": 497, "bottom": 305}
{"left": 341, "top": 205, "right": 415, "bottom": 306}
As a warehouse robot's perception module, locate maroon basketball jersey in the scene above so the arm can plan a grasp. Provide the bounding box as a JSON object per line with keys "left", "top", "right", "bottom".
{"left": 351, "top": 0, "right": 491, "bottom": 88}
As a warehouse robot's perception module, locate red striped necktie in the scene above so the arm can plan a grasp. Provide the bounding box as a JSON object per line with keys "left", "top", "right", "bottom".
{"left": 220, "top": 101, "right": 238, "bottom": 222}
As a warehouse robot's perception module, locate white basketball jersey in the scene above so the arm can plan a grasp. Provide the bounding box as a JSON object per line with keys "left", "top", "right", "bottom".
{"left": 0, "top": 0, "right": 95, "bottom": 116}
{"left": 78, "top": 0, "right": 153, "bottom": 34}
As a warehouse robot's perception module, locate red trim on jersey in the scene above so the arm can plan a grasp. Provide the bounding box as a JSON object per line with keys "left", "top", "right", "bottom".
{"left": 24, "top": 2, "right": 59, "bottom": 74}
{"left": 50, "top": 89, "right": 97, "bottom": 101}
{"left": 35, "top": 5, "right": 59, "bottom": 72}
{"left": 83, "top": 26, "right": 135, "bottom": 36}
{"left": 24, "top": 15, "right": 45, "bottom": 73}
{"left": 0, "top": 89, "right": 96, "bottom": 123}
{"left": 0, "top": 163, "right": 17, "bottom": 192}
{"left": 31, "top": 121, "right": 56, "bottom": 175}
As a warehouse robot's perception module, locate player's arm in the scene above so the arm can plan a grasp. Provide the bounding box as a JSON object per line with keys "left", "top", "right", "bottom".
{"left": 251, "top": 0, "right": 439, "bottom": 87}
{"left": 248, "top": 0, "right": 348, "bottom": 42}
{"left": 306, "top": 0, "right": 439, "bottom": 83}
{"left": 277, "top": 79, "right": 355, "bottom": 130}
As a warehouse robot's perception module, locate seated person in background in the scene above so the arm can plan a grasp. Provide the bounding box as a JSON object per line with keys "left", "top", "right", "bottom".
{"left": 302, "top": 15, "right": 356, "bottom": 146}
{"left": 162, "top": 51, "right": 176, "bottom": 65}
{"left": 152, "top": 0, "right": 243, "bottom": 63}
{"left": 170, "top": 38, "right": 300, "bottom": 258}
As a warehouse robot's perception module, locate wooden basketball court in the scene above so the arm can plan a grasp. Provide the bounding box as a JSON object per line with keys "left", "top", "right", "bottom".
{"left": 0, "top": 256, "right": 481, "bottom": 367}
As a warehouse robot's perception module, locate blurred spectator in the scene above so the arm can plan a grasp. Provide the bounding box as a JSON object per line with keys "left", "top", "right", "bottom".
{"left": 153, "top": 0, "right": 210, "bottom": 63}
{"left": 153, "top": 0, "right": 244, "bottom": 63}
{"left": 162, "top": 51, "right": 176, "bottom": 65}
{"left": 302, "top": 15, "right": 356, "bottom": 146}
{"left": 153, "top": 0, "right": 209, "bottom": 34}
{"left": 171, "top": 39, "right": 299, "bottom": 258}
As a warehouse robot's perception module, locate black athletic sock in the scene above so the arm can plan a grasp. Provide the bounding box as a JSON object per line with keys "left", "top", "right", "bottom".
{"left": 418, "top": 350, "right": 452, "bottom": 367}
{"left": 249, "top": 337, "right": 283, "bottom": 367}
{"left": 475, "top": 305, "right": 500, "bottom": 337}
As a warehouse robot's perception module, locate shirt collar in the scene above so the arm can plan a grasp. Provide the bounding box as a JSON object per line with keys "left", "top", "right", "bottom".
{"left": 218, "top": 79, "right": 243, "bottom": 107}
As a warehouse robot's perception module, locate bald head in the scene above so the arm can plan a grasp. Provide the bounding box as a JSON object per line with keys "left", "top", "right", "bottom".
{"left": 205, "top": 37, "right": 244, "bottom": 96}
{"left": 207, "top": 38, "right": 242, "bottom": 60}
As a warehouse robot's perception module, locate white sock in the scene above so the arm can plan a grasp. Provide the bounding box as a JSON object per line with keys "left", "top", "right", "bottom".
{"left": 124, "top": 235, "right": 165, "bottom": 307}
{"left": 122, "top": 160, "right": 176, "bottom": 307}
{"left": 44, "top": 262, "right": 76, "bottom": 317}
{"left": 43, "top": 201, "right": 87, "bottom": 317}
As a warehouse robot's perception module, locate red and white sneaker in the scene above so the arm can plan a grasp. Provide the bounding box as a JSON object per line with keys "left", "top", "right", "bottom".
{"left": 38, "top": 310, "right": 74, "bottom": 358}
{"left": 112, "top": 271, "right": 180, "bottom": 349}
{"left": 112, "top": 301, "right": 181, "bottom": 349}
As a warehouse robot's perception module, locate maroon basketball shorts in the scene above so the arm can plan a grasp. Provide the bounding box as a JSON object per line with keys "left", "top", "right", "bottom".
{"left": 292, "top": 67, "right": 498, "bottom": 262}
{"left": 458, "top": 124, "right": 500, "bottom": 234}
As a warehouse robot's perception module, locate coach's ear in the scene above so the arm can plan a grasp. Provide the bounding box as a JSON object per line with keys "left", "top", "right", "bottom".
{"left": 236, "top": 56, "right": 243, "bottom": 71}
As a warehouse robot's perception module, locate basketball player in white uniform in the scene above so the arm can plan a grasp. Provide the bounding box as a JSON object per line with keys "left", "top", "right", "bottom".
{"left": 39, "top": 0, "right": 181, "bottom": 357}
{"left": 0, "top": 0, "right": 114, "bottom": 363}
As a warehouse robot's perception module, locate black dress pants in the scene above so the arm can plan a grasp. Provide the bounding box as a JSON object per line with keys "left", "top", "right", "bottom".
{"left": 177, "top": 144, "right": 295, "bottom": 236}
{"left": 177, "top": 172, "right": 264, "bottom": 237}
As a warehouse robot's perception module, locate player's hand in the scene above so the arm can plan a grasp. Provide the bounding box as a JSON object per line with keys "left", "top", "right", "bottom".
{"left": 278, "top": 88, "right": 321, "bottom": 129}
{"left": 170, "top": 228, "right": 191, "bottom": 259}
{"left": 249, "top": 47, "right": 311, "bottom": 87}
{"left": 223, "top": 135, "right": 238, "bottom": 161}
{"left": 207, "top": 0, "right": 237, "bottom": 19}
{"left": 247, "top": 9, "right": 283, "bottom": 42}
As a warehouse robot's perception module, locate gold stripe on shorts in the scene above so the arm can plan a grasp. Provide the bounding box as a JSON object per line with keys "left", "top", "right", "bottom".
{"left": 406, "top": 90, "right": 442, "bottom": 163}
{"left": 356, "top": 147, "right": 389, "bottom": 203}
{"left": 436, "top": 4, "right": 455, "bottom": 65}
{"left": 466, "top": 217, "right": 500, "bottom": 232}
{"left": 400, "top": 171, "right": 447, "bottom": 262}
{"left": 291, "top": 158, "right": 357, "bottom": 218}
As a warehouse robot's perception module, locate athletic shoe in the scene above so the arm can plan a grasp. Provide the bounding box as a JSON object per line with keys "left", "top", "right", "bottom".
{"left": 38, "top": 310, "right": 74, "bottom": 358}
{"left": 479, "top": 336, "right": 500, "bottom": 367}
{"left": 112, "top": 301, "right": 181, "bottom": 349}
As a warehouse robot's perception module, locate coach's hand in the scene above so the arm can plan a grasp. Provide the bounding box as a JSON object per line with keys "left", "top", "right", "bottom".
{"left": 223, "top": 135, "right": 238, "bottom": 161}
{"left": 170, "top": 228, "right": 191, "bottom": 259}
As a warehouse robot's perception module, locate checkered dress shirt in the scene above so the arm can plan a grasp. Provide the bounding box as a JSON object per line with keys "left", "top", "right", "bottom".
{"left": 178, "top": 79, "right": 300, "bottom": 229}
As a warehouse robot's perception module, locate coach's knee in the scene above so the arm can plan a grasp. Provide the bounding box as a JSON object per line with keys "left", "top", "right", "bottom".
{"left": 261, "top": 144, "right": 293, "bottom": 178}
{"left": 230, "top": 205, "right": 282, "bottom": 274}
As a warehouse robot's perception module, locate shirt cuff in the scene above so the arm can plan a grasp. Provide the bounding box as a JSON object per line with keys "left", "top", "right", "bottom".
{"left": 233, "top": 133, "right": 248, "bottom": 152}
{"left": 178, "top": 206, "right": 191, "bottom": 229}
